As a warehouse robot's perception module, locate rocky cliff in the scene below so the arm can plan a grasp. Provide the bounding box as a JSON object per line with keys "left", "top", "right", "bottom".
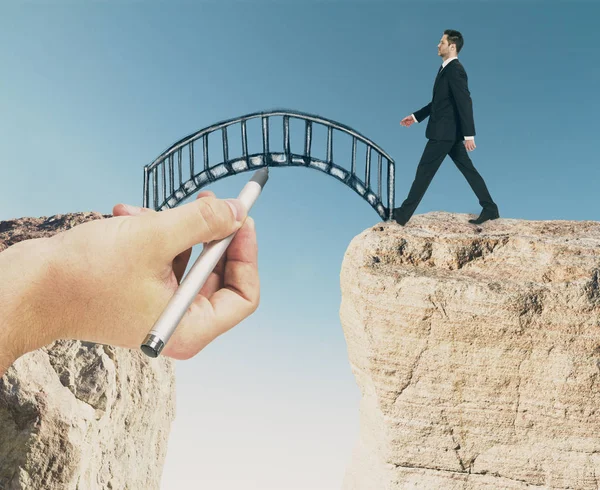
{"left": 0, "top": 213, "right": 176, "bottom": 490}
{"left": 340, "top": 212, "right": 600, "bottom": 490}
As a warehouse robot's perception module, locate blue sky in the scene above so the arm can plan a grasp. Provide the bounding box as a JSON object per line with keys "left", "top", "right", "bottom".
{"left": 1, "top": 2, "right": 598, "bottom": 489}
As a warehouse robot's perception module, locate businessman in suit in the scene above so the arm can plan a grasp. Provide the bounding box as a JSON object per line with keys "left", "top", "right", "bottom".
{"left": 393, "top": 30, "right": 499, "bottom": 226}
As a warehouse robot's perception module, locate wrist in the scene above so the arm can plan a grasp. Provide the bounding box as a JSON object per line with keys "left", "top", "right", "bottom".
{"left": 0, "top": 237, "right": 62, "bottom": 374}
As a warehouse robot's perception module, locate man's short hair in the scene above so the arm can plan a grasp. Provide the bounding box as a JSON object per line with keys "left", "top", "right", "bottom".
{"left": 444, "top": 29, "right": 464, "bottom": 53}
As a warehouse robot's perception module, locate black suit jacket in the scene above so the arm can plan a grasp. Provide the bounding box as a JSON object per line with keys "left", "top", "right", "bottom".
{"left": 413, "top": 59, "right": 476, "bottom": 141}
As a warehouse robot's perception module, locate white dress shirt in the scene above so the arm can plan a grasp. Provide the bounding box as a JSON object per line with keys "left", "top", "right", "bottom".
{"left": 410, "top": 56, "right": 474, "bottom": 141}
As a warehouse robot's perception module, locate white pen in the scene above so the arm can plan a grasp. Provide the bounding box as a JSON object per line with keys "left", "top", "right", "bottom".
{"left": 141, "top": 167, "right": 269, "bottom": 358}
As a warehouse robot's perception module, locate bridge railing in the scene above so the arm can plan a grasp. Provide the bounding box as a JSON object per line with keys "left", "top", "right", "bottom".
{"left": 143, "top": 109, "right": 395, "bottom": 220}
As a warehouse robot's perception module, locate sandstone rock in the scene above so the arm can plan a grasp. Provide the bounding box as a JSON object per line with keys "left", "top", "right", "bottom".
{"left": 0, "top": 213, "right": 176, "bottom": 490}
{"left": 340, "top": 212, "right": 600, "bottom": 490}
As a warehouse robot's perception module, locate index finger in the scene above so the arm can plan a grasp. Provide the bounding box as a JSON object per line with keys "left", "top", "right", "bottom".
{"left": 144, "top": 196, "right": 246, "bottom": 260}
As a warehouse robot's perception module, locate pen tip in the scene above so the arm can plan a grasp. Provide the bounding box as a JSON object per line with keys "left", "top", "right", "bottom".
{"left": 251, "top": 167, "right": 269, "bottom": 187}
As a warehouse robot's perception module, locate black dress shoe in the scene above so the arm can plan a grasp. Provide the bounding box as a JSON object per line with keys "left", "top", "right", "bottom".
{"left": 392, "top": 207, "right": 409, "bottom": 226}
{"left": 468, "top": 209, "right": 500, "bottom": 225}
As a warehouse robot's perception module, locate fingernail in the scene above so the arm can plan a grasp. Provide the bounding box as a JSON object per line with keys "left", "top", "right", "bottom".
{"left": 124, "top": 204, "right": 142, "bottom": 214}
{"left": 247, "top": 217, "right": 255, "bottom": 229}
{"left": 226, "top": 199, "right": 246, "bottom": 222}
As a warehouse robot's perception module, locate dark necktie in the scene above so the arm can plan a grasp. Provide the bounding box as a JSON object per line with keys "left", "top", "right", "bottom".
{"left": 434, "top": 64, "right": 444, "bottom": 84}
{"left": 433, "top": 64, "right": 444, "bottom": 96}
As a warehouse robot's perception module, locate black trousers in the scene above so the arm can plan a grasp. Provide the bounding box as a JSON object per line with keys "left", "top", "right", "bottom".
{"left": 398, "top": 139, "right": 497, "bottom": 220}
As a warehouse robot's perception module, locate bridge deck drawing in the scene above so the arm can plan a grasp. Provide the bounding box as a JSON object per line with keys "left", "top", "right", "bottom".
{"left": 143, "top": 110, "right": 395, "bottom": 221}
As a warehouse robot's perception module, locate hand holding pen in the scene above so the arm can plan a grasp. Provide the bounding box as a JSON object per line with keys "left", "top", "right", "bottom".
{"left": 142, "top": 167, "right": 269, "bottom": 357}
{"left": 0, "top": 169, "right": 266, "bottom": 376}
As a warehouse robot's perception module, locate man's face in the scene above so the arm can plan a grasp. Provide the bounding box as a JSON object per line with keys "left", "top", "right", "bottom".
{"left": 437, "top": 34, "right": 452, "bottom": 57}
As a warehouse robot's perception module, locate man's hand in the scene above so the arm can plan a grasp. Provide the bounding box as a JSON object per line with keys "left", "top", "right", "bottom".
{"left": 464, "top": 139, "right": 476, "bottom": 151}
{"left": 400, "top": 115, "right": 415, "bottom": 127}
{"left": 0, "top": 189, "right": 260, "bottom": 375}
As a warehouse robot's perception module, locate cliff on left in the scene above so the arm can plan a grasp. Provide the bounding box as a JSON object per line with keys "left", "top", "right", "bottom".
{"left": 0, "top": 213, "right": 176, "bottom": 490}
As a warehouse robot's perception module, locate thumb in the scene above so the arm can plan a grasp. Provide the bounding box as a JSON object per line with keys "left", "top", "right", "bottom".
{"left": 144, "top": 196, "right": 247, "bottom": 259}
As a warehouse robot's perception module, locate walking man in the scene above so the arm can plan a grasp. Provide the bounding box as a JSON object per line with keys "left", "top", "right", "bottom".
{"left": 393, "top": 29, "right": 500, "bottom": 226}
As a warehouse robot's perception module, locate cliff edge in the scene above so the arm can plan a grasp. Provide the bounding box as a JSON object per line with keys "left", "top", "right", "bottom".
{"left": 340, "top": 211, "right": 600, "bottom": 489}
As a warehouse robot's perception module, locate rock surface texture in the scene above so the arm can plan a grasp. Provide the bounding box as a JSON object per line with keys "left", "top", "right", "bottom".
{"left": 340, "top": 212, "right": 600, "bottom": 490}
{"left": 0, "top": 213, "right": 176, "bottom": 490}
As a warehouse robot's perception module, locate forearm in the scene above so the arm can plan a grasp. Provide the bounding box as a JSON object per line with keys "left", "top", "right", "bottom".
{"left": 413, "top": 102, "right": 432, "bottom": 122}
{"left": 0, "top": 238, "right": 60, "bottom": 376}
{"left": 456, "top": 99, "right": 476, "bottom": 137}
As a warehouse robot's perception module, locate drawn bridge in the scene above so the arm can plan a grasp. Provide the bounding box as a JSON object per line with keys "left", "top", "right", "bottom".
{"left": 143, "top": 110, "right": 396, "bottom": 220}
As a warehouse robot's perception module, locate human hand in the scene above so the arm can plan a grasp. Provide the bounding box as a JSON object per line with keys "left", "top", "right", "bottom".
{"left": 464, "top": 139, "right": 476, "bottom": 151}
{"left": 400, "top": 115, "right": 415, "bottom": 127}
{"left": 2, "top": 190, "right": 259, "bottom": 371}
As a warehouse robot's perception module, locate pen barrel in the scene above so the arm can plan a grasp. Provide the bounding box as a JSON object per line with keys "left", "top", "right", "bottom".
{"left": 237, "top": 180, "right": 263, "bottom": 212}
{"left": 141, "top": 178, "right": 264, "bottom": 357}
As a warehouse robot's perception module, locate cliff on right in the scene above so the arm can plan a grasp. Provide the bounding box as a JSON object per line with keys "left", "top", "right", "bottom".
{"left": 340, "top": 211, "right": 600, "bottom": 490}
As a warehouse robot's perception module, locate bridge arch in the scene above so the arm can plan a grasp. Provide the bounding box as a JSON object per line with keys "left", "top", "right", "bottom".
{"left": 143, "top": 109, "right": 396, "bottom": 221}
